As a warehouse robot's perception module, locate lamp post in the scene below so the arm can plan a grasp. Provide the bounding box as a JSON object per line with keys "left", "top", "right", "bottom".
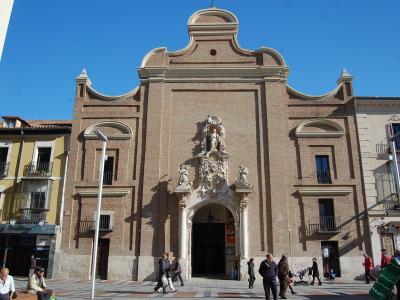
{"left": 90, "top": 128, "right": 108, "bottom": 300}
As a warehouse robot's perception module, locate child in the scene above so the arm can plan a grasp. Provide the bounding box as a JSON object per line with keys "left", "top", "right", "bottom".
{"left": 329, "top": 268, "right": 336, "bottom": 280}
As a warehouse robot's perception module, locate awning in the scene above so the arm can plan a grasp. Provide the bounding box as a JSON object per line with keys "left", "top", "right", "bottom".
{"left": 0, "top": 224, "right": 57, "bottom": 235}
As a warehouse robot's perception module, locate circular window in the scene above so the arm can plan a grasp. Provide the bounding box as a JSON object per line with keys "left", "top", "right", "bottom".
{"left": 210, "top": 49, "right": 217, "bottom": 56}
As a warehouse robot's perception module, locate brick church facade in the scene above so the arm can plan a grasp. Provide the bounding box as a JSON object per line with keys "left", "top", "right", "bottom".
{"left": 56, "top": 7, "right": 368, "bottom": 280}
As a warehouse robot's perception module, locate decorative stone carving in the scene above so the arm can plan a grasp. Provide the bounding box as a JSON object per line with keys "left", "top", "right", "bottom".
{"left": 177, "top": 164, "right": 191, "bottom": 188}
{"left": 198, "top": 155, "right": 229, "bottom": 197}
{"left": 238, "top": 164, "right": 249, "bottom": 185}
{"left": 199, "top": 115, "right": 227, "bottom": 155}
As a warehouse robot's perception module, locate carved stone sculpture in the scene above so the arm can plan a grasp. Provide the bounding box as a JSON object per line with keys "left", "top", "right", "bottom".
{"left": 238, "top": 164, "right": 249, "bottom": 185}
{"left": 199, "top": 115, "right": 227, "bottom": 155}
{"left": 177, "top": 164, "right": 191, "bottom": 188}
{"left": 210, "top": 128, "right": 220, "bottom": 152}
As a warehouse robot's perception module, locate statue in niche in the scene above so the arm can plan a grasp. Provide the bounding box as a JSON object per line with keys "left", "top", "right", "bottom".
{"left": 209, "top": 128, "right": 221, "bottom": 152}
{"left": 177, "top": 164, "right": 191, "bottom": 188}
{"left": 238, "top": 164, "right": 249, "bottom": 185}
{"left": 199, "top": 115, "right": 227, "bottom": 155}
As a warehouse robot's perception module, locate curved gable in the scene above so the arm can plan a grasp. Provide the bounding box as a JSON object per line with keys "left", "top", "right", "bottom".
{"left": 84, "top": 121, "right": 133, "bottom": 140}
{"left": 295, "top": 119, "right": 345, "bottom": 138}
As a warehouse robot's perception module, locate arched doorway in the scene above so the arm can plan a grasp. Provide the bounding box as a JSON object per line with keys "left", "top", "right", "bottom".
{"left": 191, "top": 203, "right": 237, "bottom": 278}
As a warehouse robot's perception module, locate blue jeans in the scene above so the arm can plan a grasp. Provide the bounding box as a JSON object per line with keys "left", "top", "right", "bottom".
{"left": 0, "top": 293, "right": 9, "bottom": 300}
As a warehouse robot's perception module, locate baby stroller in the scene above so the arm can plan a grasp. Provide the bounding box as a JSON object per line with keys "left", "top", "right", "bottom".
{"left": 293, "top": 267, "right": 310, "bottom": 286}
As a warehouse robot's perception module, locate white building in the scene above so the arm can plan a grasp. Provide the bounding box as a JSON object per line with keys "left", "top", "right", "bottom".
{"left": 356, "top": 96, "right": 400, "bottom": 267}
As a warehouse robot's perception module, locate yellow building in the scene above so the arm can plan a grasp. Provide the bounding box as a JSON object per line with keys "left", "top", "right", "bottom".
{"left": 0, "top": 116, "right": 70, "bottom": 277}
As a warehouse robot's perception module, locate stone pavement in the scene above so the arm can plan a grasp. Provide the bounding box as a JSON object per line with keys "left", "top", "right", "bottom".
{"left": 13, "top": 277, "right": 379, "bottom": 299}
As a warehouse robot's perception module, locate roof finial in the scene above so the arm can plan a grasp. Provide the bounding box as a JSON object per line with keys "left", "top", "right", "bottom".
{"left": 211, "top": 0, "right": 215, "bottom": 7}
{"left": 76, "top": 67, "right": 92, "bottom": 85}
{"left": 337, "top": 68, "right": 353, "bottom": 84}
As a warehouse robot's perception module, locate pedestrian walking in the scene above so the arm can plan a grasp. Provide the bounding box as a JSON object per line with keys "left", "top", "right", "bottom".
{"left": 172, "top": 257, "right": 184, "bottom": 286}
{"left": 381, "top": 248, "right": 392, "bottom": 270}
{"left": 29, "top": 254, "right": 36, "bottom": 277}
{"left": 154, "top": 253, "right": 169, "bottom": 294}
{"left": 278, "top": 255, "right": 289, "bottom": 299}
{"left": 310, "top": 257, "right": 321, "bottom": 286}
{"left": 165, "top": 253, "right": 177, "bottom": 292}
{"left": 259, "top": 253, "right": 278, "bottom": 300}
{"left": 0, "top": 268, "right": 15, "bottom": 300}
{"left": 363, "top": 254, "right": 376, "bottom": 284}
{"left": 27, "top": 267, "right": 53, "bottom": 300}
{"left": 247, "top": 258, "right": 255, "bottom": 289}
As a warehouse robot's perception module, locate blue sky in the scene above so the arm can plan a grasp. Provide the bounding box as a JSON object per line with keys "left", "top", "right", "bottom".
{"left": 1, "top": 0, "right": 399, "bottom": 120}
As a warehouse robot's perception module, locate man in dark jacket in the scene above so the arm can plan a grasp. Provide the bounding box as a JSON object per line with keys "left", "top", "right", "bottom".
{"left": 259, "top": 253, "right": 278, "bottom": 300}
{"left": 278, "top": 255, "right": 289, "bottom": 299}
{"left": 154, "top": 253, "right": 168, "bottom": 294}
{"left": 247, "top": 258, "right": 255, "bottom": 288}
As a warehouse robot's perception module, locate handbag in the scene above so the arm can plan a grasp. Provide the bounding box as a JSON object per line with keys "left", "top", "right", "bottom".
{"left": 9, "top": 291, "right": 17, "bottom": 299}
{"left": 161, "top": 275, "right": 168, "bottom": 288}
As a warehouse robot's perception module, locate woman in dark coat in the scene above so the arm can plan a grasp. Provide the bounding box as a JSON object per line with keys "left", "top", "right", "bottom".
{"left": 278, "top": 255, "right": 289, "bottom": 299}
{"left": 310, "top": 257, "right": 322, "bottom": 286}
{"left": 247, "top": 258, "right": 255, "bottom": 288}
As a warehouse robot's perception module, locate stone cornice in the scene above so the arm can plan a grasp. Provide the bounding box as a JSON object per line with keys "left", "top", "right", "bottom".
{"left": 298, "top": 186, "right": 353, "bottom": 196}
{"left": 137, "top": 66, "right": 289, "bottom": 80}
{"left": 77, "top": 190, "right": 130, "bottom": 197}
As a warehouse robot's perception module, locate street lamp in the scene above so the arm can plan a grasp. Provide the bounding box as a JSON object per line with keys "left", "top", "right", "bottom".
{"left": 90, "top": 128, "right": 108, "bottom": 300}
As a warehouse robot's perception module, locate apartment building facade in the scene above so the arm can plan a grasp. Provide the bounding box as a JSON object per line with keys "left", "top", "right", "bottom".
{"left": 0, "top": 116, "right": 70, "bottom": 277}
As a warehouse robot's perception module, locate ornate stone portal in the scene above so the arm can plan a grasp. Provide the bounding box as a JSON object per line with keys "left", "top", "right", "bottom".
{"left": 175, "top": 116, "right": 253, "bottom": 279}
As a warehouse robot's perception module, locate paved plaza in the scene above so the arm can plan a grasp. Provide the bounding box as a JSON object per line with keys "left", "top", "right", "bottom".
{"left": 13, "top": 277, "right": 380, "bottom": 299}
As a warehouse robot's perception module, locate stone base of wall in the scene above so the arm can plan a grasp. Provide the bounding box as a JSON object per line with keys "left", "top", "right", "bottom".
{"left": 55, "top": 254, "right": 364, "bottom": 281}
{"left": 55, "top": 253, "right": 138, "bottom": 280}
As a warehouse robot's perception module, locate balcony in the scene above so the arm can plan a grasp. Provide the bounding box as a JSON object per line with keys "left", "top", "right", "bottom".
{"left": 0, "top": 161, "right": 9, "bottom": 176}
{"left": 24, "top": 162, "right": 53, "bottom": 177}
{"left": 19, "top": 208, "right": 48, "bottom": 224}
{"left": 103, "top": 171, "right": 113, "bottom": 185}
{"left": 79, "top": 215, "right": 112, "bottom": 233}
{"left": 317, "top": 170, "right": 332, "bottom": 184}
{"left": 306, "top": 216, "right": 342, "bottom": 235}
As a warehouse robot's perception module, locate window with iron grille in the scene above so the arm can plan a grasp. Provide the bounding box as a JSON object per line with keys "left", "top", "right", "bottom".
{"left": 103, "top": 156, "right": 114, "bottom": 185}
{"left": 99, "top": 214, "right": 111, "bottom": 230}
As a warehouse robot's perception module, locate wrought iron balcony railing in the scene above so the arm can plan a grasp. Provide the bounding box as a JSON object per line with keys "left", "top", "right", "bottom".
{"left": 24, "top": 162, "right": 53, "bottom": 177}
{"left": 307, "top": 216, "right": 342, "bottom": 234}
{"left": 79, "top": 215, "right": 112, "bottom": 233}
{"left": 103, "top": 171, "right": 113, "bottom": 185}
{"left": 19, "top": 208, "right": 48, "bottom": 224}
{"left": 379, "top": 196, "right": 400, "bottom": 211}
{"left": 317, "top": 170, "right": 332, "bottom": 184}
{"left": 0, "top": 161, "right": 10, "bottom": 176}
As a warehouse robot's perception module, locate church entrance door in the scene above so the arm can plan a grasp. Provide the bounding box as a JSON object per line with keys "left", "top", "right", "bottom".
{"left": 190, "top": 203, "right": 237, "bottom": 278}
{"left": 192, "top": 222, "right": 225, "bottom": 276}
